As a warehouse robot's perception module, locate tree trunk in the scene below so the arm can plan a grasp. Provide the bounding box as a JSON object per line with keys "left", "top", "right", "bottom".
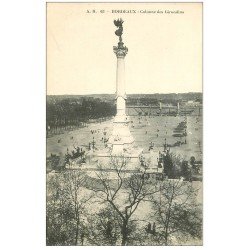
{"left": 165, "top": 231, "right": 169, "bottom": 245}
{"left": 121, "top": 231, "right": 127, "bottom": 245}
{"left": 121, "top": 221, "right": 128, "bottom": 246}
{"left": 75, "top": 216, "right": 79, "bottom": 245}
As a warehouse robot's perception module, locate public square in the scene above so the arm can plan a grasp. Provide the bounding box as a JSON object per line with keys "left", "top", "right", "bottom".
{"left": 47, "top": 114, "right": 202, "bottom": 161}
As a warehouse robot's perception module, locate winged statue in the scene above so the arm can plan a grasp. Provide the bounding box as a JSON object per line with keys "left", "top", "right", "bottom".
{"left": 114, "top": 18, "right": 124, "bottom": 38}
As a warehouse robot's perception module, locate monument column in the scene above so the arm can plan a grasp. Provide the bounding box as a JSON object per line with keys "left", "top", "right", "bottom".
{"left": 114, "top": 41, "right": 128, "bottom": 119}
{"left": 108, "top": 19, "right": 134, "bottom": 154}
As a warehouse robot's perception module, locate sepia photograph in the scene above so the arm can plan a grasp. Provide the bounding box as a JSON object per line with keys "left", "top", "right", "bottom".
{"left": 46, "top": 2, "right": 203, "bottom": 246}
{"left": 4, "top": 0, "right": 250, "bottom": 249}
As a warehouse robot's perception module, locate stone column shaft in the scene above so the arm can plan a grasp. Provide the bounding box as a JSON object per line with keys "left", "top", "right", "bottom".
{"left": 113, "top": 42, "right": 128, "bottom": 120}
{"left": 116, "top": 57, "right": 126, "bottom": 116}
{"left": 116, "top": 57, "right": 125, "bottom": 98}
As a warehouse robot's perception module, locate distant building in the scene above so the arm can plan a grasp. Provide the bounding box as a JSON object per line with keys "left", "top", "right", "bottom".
{"left": 185, "top": 100, "right": 201, "bottom": 106}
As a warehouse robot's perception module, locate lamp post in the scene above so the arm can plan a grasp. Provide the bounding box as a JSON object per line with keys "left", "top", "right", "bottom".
{"left": 92, "top": 136, "right": 95, "bottom": 152}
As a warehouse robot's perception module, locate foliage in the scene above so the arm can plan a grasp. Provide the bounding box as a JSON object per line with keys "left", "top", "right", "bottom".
{"left": 46, "top": 97, "right": 116, "bottom": 130}
{"left": 181, "top": 160, "right": 191, "bottom": 180}
{"left": 162, "top": 152, "right": 182, "bottom": 178}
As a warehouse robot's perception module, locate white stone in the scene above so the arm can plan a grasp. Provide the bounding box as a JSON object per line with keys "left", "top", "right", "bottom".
{"left": 108, "top": 43, "right": 134, "bottom": 155}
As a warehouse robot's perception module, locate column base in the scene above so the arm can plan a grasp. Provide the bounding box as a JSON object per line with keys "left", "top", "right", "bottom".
{"left": 108, "top": 115, "right": 134, "bottom": 154}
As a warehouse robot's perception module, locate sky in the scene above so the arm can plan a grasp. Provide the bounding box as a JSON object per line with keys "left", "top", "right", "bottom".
{"left": 47, "top": 3, "right": 202, "bottom": 95}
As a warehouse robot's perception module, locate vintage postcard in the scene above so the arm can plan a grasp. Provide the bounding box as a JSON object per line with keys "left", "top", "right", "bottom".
{"left": 46, "top": 2, "right": 202, "bottom": 246}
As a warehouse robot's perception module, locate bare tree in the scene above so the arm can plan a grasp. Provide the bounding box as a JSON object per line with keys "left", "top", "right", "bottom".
{"left": 84, "top": 205, "right": 122, "bottom": 245}
{"left": 46, "top": 171, "right": 93, "bottom": 245}
{"left": 47, "top": 173, "right": 75, "bottom": 245}
{"left": 87, "top": 156, "right": 159, "bottom": 246}
{"left": 151, "top": 179, "right": 202, "bottom": 245}
{"left": 63, "top": 170, "right": 93, "bottom": 245}
{"left": 47, "top": 159, "right": 202, "bottom": 246}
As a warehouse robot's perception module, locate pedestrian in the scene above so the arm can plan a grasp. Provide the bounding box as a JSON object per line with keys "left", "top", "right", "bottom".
{"left": 152, "top": 222, "right": 156, "bottom": 235}
{"left": 80, "top": 232, "right": 85, "bottom": 245}
{"left": 147, "top": 222, "right": 151, "bottom": 233}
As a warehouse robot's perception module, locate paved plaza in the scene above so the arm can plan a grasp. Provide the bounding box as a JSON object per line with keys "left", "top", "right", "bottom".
{"left": 46, "top": 114, "right": 202, "bottom": 162}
